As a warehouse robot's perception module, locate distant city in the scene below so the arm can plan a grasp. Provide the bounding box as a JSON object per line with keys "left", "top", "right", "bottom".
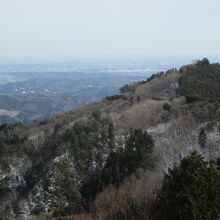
{"left": 0, "top": 56, "right": 219, "bottom": 123}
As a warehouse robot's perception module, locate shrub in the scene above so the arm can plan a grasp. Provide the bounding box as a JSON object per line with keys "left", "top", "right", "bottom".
{"left": 152, "top": 97, "right": 163, "bottom": 101}
{"left": 32, "top": 205, "right": 45, "bottom": 215}
{"left": 106, "top": 95, "right": 127, "bottom": 101}
{"left": 163, "top": 103, "right": 171, "bottom": 111}
{"left": 185, "top": 96, "right": 201, "bottom": 103}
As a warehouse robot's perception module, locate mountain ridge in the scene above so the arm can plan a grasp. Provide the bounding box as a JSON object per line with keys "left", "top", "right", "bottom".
{"left": 0, "top": 58, "right": 219, "bottom": 219}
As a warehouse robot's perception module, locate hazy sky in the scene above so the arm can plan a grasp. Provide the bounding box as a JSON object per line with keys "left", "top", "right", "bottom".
{"left": 1, "top": 0, "right": 220, "bottom": 58}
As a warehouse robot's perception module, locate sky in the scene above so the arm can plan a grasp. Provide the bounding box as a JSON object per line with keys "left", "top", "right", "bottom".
{"left": 0, "top": 0, "right": 220, "bottom": 58}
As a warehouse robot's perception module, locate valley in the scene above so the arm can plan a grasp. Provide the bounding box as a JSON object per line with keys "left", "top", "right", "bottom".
{"left": 0, "top": 58, "right": 173, "bottom": 123}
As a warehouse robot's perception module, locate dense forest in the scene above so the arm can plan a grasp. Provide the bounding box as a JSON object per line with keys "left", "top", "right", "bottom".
{"left": 179, "top": 58, "right": 220, "bottom": 101}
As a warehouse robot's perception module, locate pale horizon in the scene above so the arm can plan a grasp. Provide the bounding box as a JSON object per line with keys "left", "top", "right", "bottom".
{"left": 1, "top": 0, "right": 220, "bottom": 58}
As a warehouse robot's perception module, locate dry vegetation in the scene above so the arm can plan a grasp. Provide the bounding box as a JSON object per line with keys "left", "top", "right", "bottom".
{"left": 92, "top": 171, "right": 163, "bottom": 220}
{"left": 134, "top": 71, "right": 180, "bottom": 99}
{"left": 15, "top": 70, "right": 183, "bottom": 140}
{"left": 3, "top": 61, "right": 220, "bottom": 219}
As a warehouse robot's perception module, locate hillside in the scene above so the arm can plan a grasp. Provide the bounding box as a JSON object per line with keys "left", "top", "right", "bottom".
{"left": 0, "top": 59, "right": 220, "bottom": 220}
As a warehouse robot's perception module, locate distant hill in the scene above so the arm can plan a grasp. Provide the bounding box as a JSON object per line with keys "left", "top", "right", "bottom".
{"left": 0, "top": 59, "right": 219, "bottom": 220}
{"left": 0, "top": 71, "right": 149, "bottom": 123}
{"left": 0, "top": 94, "right": 54, "bottom": 122}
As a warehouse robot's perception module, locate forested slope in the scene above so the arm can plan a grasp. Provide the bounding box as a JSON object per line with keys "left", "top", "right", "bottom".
{"left": 0, "top": 59, "right": 219, "bottom": 220}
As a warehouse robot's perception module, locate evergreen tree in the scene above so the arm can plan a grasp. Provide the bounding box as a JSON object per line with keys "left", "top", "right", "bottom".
{"left": 0, "top": 139, "right": 7, "bottom": 154}
{"left": 81, "top": 129, "right": 154, "bottom": 207}
{"left": 155, "top": 152, "right": 220, "bottom": 220}
{"left": 199, "top": 128, "right": 207, "bottom": 148}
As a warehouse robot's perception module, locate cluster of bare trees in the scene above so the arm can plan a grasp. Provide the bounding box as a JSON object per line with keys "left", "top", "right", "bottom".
{"left": 91, "top": 170, "right": 163, "bottom": 220}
